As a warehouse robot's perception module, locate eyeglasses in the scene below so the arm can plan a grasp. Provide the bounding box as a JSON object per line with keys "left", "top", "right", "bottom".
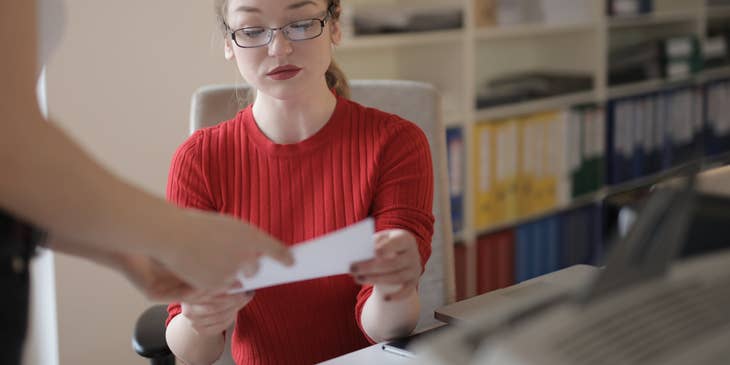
{"left": 228, "top": 11, "right": 332, "bottom": 49}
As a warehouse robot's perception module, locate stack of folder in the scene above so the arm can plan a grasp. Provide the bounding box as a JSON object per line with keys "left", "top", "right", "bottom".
{"left": 606, "top": 86, "right": 704, "bottom": 184}
{"left": 473, "top": 107, "right": 604, "bottom": 230}
{"left": 469, "top": 204, "right": 605, "bottom": 293}
{"left": 704, "top": 80, "right": 730, "bottom": 156}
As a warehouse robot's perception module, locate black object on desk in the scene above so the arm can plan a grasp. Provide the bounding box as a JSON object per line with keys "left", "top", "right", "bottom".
{"left": 381, "top": 325, "right": 451, "bottom": 358}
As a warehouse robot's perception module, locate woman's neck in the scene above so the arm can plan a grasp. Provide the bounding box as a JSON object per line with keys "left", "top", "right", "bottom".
{"left": 251, "top": 84, "right": 338, "bottom": 145}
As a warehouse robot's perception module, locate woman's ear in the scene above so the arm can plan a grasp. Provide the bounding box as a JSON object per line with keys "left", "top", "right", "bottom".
{"left": 224, "top": 38, "right": 235, "bottom": 60}
{"left": 330, "top": 20, "right": 342, "bottom": 46}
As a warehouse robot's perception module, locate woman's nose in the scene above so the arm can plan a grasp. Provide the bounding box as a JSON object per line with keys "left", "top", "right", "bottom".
{"left": 268, "top": 30, "right": 293, "bottom": 57}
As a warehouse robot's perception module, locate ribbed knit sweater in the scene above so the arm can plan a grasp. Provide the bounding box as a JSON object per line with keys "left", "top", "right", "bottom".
{"left": 166, "top": 95, "right": 434, "bottom": 364}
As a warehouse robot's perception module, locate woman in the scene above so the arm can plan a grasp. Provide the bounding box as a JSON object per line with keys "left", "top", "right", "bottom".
{"left": 0, "top": 2, "right": 293, "bottom": 364}
{"left": 164, "top": 0, "right": 435, "bottom": 364}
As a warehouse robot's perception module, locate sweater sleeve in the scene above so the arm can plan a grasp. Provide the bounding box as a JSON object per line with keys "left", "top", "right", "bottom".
{"left": 354, "top": 119, "right": 435, "bottom": 342}
{"left": 165, "top": 131, "right": 215, "bottom": 326}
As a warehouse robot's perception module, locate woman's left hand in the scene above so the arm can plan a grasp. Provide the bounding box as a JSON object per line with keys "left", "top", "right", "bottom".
{"left": 350, "top": 229, "right": 421, "bottom": 301}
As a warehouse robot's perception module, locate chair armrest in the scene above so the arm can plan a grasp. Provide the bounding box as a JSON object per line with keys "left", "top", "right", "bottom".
{"left": 133, "top": 304, "right": 173, "bottom": 359}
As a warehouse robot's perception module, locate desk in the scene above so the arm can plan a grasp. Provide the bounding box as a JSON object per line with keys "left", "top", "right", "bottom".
{"left": 318, "top": 265, "right": 598, "bottom": 364}
{"left": 317, "top": 343, "right": 411, "bottom": 365}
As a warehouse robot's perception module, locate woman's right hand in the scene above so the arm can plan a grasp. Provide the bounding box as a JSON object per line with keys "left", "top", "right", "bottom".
{"left": 181, "top": 291, "right": 254, "bottom": 337}
{"left": 159, "top": 209, "right": 294, "bottom": 291}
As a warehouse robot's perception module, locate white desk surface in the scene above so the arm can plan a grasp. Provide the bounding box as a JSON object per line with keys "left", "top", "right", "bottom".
{"left": 317, "top": 343, "right": 411, "bottom": 365}
{"left": 318, "top": 265, "right": 597, "bottom": 364}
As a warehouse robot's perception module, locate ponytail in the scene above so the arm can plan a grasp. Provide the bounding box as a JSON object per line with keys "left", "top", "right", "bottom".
{"left": 326, "top": 61, "right": 350, "bottom": 99}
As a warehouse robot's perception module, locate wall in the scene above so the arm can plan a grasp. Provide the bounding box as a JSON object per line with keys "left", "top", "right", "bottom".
{"left": 46, "top": 1, "right": 239, "bottom": 363}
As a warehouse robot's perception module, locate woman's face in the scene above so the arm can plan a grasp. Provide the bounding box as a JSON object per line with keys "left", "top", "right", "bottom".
{"left": 223, "top": 0, "right": 341, "bottom": 101}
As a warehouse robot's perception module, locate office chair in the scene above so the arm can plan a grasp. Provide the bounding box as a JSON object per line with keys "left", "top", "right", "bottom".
{"left": 133, "top": 80, "right": 456, "bottom": 364}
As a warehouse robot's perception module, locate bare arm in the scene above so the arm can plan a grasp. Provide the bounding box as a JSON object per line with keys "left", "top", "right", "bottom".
{"left": 354, "top": 230, "right": 422, "bottom": 342}
{"left": 0, "top": 1, "right": 183, "bottom": 260}
{"left": 166, "top": 292, "right": 252, "bottom": 365}
{"left": 166, "top": 315, "right": 227, "bottom": 365}
{"left": 360, "top": 286, "right": 420, "bottom": 342}
{"left": 0, "top": 1, "right": 292, "bottom": 290}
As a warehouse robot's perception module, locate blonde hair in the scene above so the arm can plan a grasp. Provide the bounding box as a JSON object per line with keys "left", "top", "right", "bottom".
{"left": 214, "top": 0, "right": 350, "bottom": 99}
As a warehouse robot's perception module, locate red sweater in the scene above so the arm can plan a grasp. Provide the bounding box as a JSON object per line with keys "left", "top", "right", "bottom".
{"left": 166, "top": 95, "right": 434, "bottom": 364}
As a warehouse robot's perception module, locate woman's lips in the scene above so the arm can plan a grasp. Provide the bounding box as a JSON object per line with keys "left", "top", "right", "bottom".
{"left": 267, "top": 65, "right": 302, "bottom": 81}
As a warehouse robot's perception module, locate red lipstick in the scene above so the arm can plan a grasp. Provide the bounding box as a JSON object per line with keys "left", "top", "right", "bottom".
{"left": 267, "top": 65, "right": 302, "bottom": 80}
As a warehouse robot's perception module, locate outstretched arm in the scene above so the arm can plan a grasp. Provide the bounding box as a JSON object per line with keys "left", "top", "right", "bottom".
{"left": 0, "top": 1, "right": 293, "bottom": 291}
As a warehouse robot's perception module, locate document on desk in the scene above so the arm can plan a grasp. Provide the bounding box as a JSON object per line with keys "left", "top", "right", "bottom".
{"left": 229, "top": 218, "right": 375, "bottom": 293}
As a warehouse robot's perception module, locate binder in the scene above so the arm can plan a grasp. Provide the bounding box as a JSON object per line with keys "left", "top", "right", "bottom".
{"left": 494, "top": 230, "right": 516, "bottom": 288}
{"left": 477, "top": 234, "right": 499, "bottom": 294}
{"left": 473, "top": 122, "right": 497, "bottom": 228}
{"left": 446, "top": 128, "right": 464, "bottom": 233}
{"left": 477, "top": 229, "right": 517, "bottom": 293}
{"left": 454, "top": 243, "right": 468, "bottom": 301}
{"left": 515, "top": 223, "right": 532, "bottom": 283}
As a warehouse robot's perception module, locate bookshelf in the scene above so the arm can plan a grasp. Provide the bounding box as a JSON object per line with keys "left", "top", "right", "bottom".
{"left": 334, "top": 0, "right": 730, "bottom": 299}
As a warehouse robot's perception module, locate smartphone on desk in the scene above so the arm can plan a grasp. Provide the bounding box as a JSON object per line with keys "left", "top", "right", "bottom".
{"left": 381, "top": 324, "right": 450, "bottom": 358}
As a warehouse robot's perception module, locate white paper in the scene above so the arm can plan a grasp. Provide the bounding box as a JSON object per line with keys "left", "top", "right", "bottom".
{"left": 229, "top": 218, "right": 375, "bottom": 293}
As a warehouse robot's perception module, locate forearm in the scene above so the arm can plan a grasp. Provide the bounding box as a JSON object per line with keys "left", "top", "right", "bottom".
{"left": 166, "top": 315, "right": 226, "bottom": 365}
{"left": 1, "top": 1, "right": 178, "bottom": 259}
{"left": 45, "top": 235, "right": 129, "bottom": 272}
{"left": 0, "top": 103, "right": 181, "bottom": 259}
{"left": 360, "top": 286, "right": 420, "bottom": 343}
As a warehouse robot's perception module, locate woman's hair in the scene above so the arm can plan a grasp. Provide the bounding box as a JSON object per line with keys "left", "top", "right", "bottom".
{"left": 214, "top": 0, "right": 350, "bottom": 99}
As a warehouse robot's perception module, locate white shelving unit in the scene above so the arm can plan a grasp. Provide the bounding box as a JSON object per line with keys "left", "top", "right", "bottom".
{"left": 334, "top": 0, "right": 730, "bottom": 298}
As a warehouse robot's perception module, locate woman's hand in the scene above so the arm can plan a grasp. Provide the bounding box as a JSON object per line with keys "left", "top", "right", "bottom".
{"left": 180, "top": 291, "right": 254, "bottom": 337}
{"left": 350, "top": 229, "right": 422, "bottom": 300}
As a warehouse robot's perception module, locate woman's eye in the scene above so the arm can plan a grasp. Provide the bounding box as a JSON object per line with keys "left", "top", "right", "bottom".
{"left": 242, "top": 28, "right": 267, "bottom": 38}
{"left": 290, "top": 20, "right": 314, "bottom": 31}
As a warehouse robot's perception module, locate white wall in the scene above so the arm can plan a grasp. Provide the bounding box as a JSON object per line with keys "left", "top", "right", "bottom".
{"left": 46, "top": 1, "right": 240, "bottom": 364}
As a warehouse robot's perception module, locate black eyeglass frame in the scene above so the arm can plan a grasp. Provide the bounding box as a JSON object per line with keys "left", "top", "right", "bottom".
{"left": 226, "top": 4, "right": 335, "bottom": 49}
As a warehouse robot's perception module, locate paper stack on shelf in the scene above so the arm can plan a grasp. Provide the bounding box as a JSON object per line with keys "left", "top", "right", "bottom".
{"left": 473, "top": 0, "right": 592, "bottom": 27}
{"left": 475, "top": 71, "right": 593, "bottom": 109}
{"left": 708, "top": 0, "right": 730, "bottom": 6}
{"left": 607, "top": 0, "right": 653, "bottom": 17}
{"left": 609, "top": 35, "right": 701, "bottom": 85}
{"left": 351, "top": 5, "right": 462, "bottom": 35}
{"left": 705, "top": 23, "right": 730, "bottom": 69}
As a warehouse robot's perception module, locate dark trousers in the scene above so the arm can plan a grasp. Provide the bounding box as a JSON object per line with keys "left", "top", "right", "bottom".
{"left": 0, "top": 255, "right": 29, "bottom": 365}
{"left": 0, "top": 211, "right": 39, "bottom": 365}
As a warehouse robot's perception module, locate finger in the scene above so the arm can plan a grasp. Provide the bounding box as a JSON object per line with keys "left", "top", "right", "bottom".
{"left": 375, "top": 238, "right": 415, "bottom": 258}
{"left": 373, "top": 231, "right": 389, "bottom": 245}
{"left": 357, "top": 267, "right": 418, "bottom": 286}
{"left": 386, "top": 281, "right": 418, "bottom": 301}
{"left": 240, "top": 260, "right": 260, "bottom": 278}
{"left": 250, "top": 231, "right": 294, "bottom": 267}
{"left": 352, "top": 255, "right": 411, "bottom": 276}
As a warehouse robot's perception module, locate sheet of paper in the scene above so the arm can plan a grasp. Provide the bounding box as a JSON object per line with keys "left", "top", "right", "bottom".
{"left": 229, "top": 218, "right": 375, "bottom": 293}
